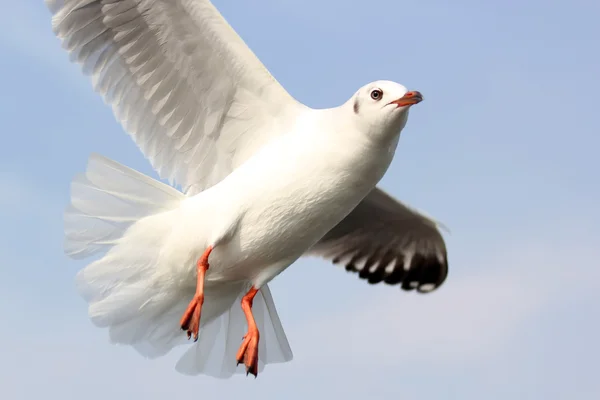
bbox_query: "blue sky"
[1,0,599,398]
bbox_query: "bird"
[47,0,449,378]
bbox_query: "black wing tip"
[344,251,449,294]
[400,252,448,294]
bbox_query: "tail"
[64,153,184,259]
[65,154,293,378]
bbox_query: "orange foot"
[180,293,204,341]
[179,246,212,341]
[236,329,260,377]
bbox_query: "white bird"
[47,0,449,378]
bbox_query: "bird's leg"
[236,286,260,377]
[179,246,213,341]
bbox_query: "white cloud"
[291,239,600,368]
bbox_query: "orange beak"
[389,91,423,107]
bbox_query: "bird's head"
[349,80,423,143]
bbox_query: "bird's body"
[48,0,449,378]
[175,107,401,287]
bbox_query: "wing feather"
[309,188,449,293]
[47,0,304,194]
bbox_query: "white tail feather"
[66,154,293,378]
[64,153,183,259]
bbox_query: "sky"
[1,0,599,399]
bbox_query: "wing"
[47,0,304,194]
[308,187,449,293]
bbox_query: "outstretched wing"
[309,188,449,293]
[47,0,304,194]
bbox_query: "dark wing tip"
[409,252,449,293]
[342,249,448,294]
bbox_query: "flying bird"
[47,0,449,378]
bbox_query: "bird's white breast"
[179,110,399,285]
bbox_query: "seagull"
[47,0,449,378]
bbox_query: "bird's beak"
[389,91,423,107]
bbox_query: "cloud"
[291,238,600,369]
[295,274,539,365]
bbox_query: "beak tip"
[409,91,424,102]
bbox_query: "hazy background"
[1,1,599,399]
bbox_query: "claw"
[179,294,204,341]
[236,329,260,377]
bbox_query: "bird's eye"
[370,89,383,101]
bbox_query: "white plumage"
[49,0,303,195]
[47,0,449,378]
[67,153,294,378]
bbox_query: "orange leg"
[179,246,213,341]
[236,286,260,377]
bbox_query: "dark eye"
[370,89,383,101]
